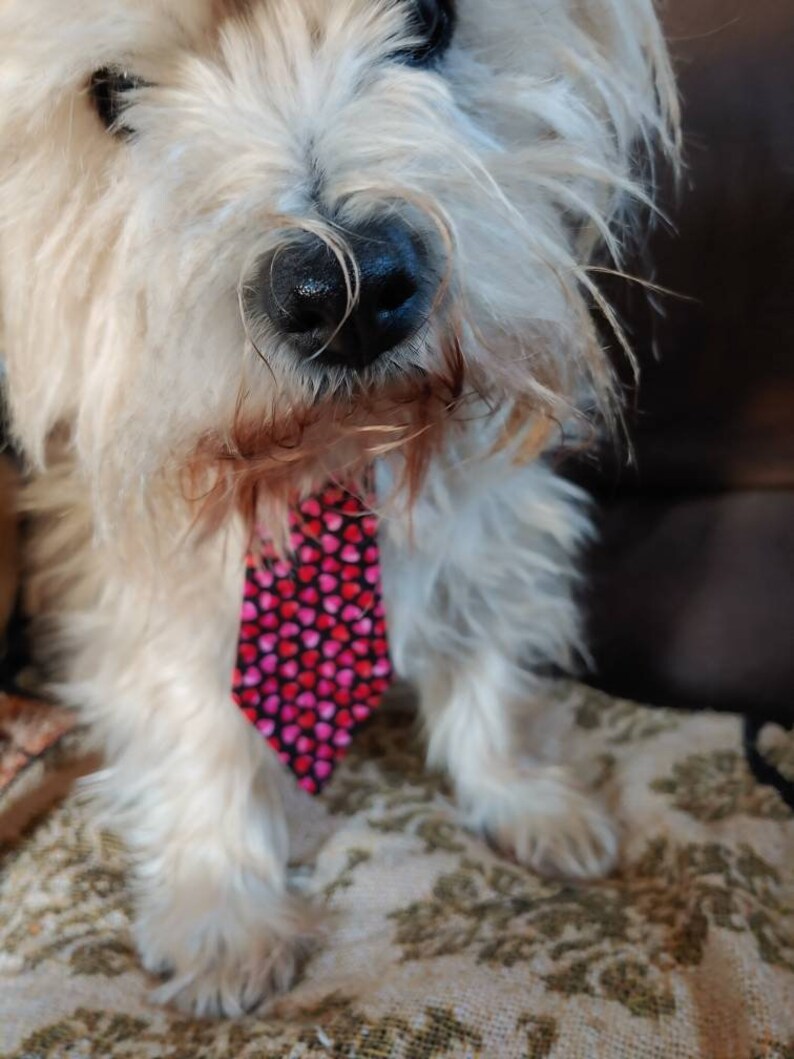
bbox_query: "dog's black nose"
[255,219,429,370]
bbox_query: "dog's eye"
[89,67,145,136]
[397,0,455,67]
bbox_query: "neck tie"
[231,484,392,794]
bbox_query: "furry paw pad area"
[1,684,792,1058]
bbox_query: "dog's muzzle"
[252,218,433,371]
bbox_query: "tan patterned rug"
[1,683,793,1059]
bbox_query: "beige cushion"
[1,684,793,1058]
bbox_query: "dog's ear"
[579,0,680,163]
[563,0,680,429]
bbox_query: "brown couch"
[580,0,794,722]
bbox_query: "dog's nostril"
[283,303,325,335]
[376,271,418,314]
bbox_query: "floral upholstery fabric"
[1,684,793,1059]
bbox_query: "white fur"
[0,0,676,1017]
[380,441,618,878]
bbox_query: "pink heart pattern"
[231,484,392,794]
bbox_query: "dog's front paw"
[462,764,619,880]
[136,892,320,1018]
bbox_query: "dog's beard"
[183,312,581,551]
[186,330,469,543]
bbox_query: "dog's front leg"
[30,484,315,1017]
[381,455,618,879]
[414,648,618,878]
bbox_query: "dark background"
[580,0,794,722]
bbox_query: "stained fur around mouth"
[187,330,469,541]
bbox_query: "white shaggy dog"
[0,0,676,1017]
